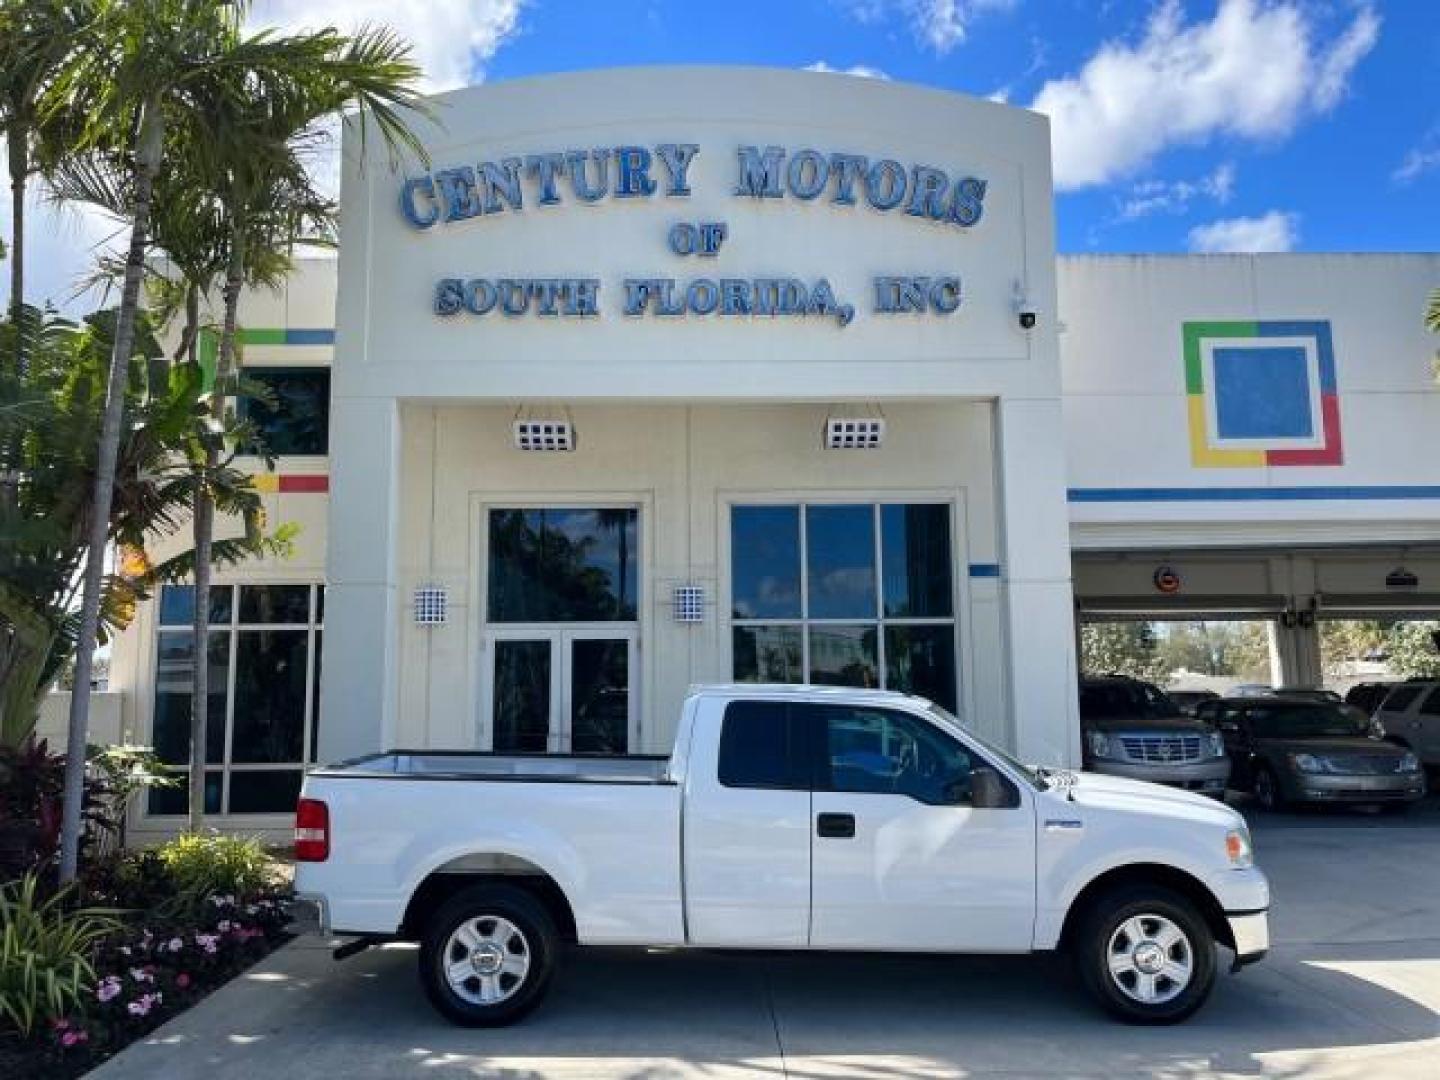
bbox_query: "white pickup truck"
[291,685,1269,1026]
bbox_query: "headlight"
[1206,731,1226,758]
[1290,752,1329,774]
[1225,828,1253,869]
[1398,752,1421,773]
[1086,731,1114,759]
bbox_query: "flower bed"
[1,845,293,1079]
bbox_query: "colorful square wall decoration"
[1182,320,1342,468]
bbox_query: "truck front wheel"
[419,883,559,1026]
[1074,886,1217,1024]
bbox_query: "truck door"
[807,703,1037,952]
[682,698,812,947]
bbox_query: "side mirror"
[970,766,1014,809]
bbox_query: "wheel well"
[399,865,579,944]
[1059,863,1234,952]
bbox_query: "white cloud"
[249,0,525,92]
[1393,125,1440,185]
[804,61,891,80]
[1188,210,1299,253]
[1117,162,1235,220]
[844,0,1014,55]
[2,4,525,315]
[1031,0,1381,190]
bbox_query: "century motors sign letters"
[398,143,988,328]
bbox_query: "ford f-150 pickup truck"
[291,685,1269,1026]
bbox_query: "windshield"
[1079,681,1179,719]
[1249,704,1368,739]
[926,703,1048,790]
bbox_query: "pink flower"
[176,972,192,989]
[61,1030,87,1047]
[51,1017,70,1030]
[129,967,154,984]
[195,933,219,954]
[167,937,184,953]
[97,976,122,1003]
[126,991,163,1017]
[217,920,233,932]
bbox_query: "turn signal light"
[294,798,330,862]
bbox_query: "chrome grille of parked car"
[1119,734,1204,764]
[1330,754,1409,775]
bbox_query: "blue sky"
[472,0,1437,255]
[8,1,1438,312]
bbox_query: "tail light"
[294,798,330,862]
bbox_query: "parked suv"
[1078,676,1230,796]
[1344,681,1398,717]
[1199,696,1425,810]
[1373,680,1440,767]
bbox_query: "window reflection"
[488,509,638,622]
[806,505,876,619]
[730,506,801,619]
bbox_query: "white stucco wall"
[1059,253,1440,550]
[325,67,1078,766]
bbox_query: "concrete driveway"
[93,798,1440,1079]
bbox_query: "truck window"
[718,700,809,790]
[813,705,973,806]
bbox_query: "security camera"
[1012,281,1037,330]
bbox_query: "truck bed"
[313,750,673,784]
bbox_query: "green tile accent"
[1182,320,1257,394]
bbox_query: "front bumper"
[1283,771,1427,804]
[1087,756,1231,794]
[1227,910,1270,967]
[285,893,330,937]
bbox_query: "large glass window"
[238,368,330,456]
[730,502,958,711]
[149,583,323,815]
[488,508,638,623]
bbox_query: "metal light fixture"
[824,407,886,450]
[413,586,448,626]
[512,406,576,451]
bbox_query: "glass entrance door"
[483,505,641,754]
[487,628,637,754]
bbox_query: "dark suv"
[1198,696,1425,811]
[1078,676,1230,796]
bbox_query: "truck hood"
[1060,770,1243,829]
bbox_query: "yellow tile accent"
[250,473,280,493]
[1188,396,1265,468]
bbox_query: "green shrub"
[157,833,272,908]
[0,874,119,1036]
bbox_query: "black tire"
[1073,885,1217,1024]
[1252,764,1285,811]
[418,883,559,1027]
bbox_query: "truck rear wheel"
[419,883,559,1026]
[1074,886,1216,1024]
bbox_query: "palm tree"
[1427,287,1439,335]
[47,0,425,881]
[173,24,424,829]
[0,303,283,748]
[0,0,92,357]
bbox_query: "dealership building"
[97,69,1439,834]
